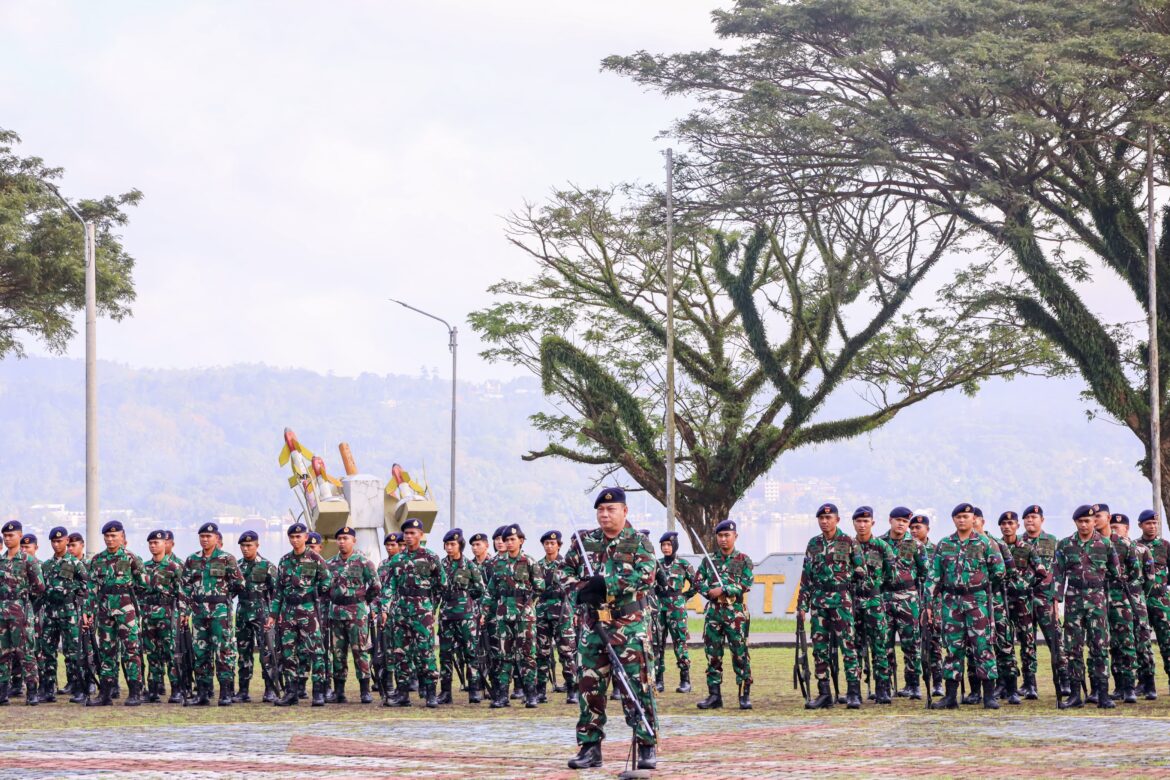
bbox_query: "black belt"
[941,585,986,596]
[237,595,259,603]
[283,594,317,605]
[191,595,229,605]
[539,593,563,602]
[1065,579,1103,589]
[100,585,134,596]
[589,596,649,621]
[855,587,876,598]
[883,582,916,593]
[141,596,176,607]
[398,587,433,598]
[656,588,680,599]
[818,584,853,594]
[330,595,360,606]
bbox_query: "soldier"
[910,514,944,697]
[1110,513,1157,700]
[1089,503,1137,703]
[483,524,539,709]
[480,525,507,697]
[928,503,1005,710]
[847,507,894,705]
[693,519,754,711]
[326,526,380,705]
[563,488,658,772]
[534,530,576,704]
[470,532,490,567]
[183,521,244,706]
[303,530,330,702]
[0,520,44,705]
[11,533,39,700]
[140,529,185,704]
[879,507,929,699]
[997,510,1052,704]
[38,527,87,703]
[970,508,1014,706]
[270,522,331,706]
[84,520,144,707]
[1138,510,1170,698]
[438,527,485,704]
[235,530,277,703]
[655,531,697,694]
[386,518,444,708]
[1053,505,1122,709]
[799,504,865,710]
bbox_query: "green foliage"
[0,129,141,358]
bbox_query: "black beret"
[852,506,873,520]
[1091,503,1110,514]
[951,503,974,518]
[1022,504,1044,517]
[67,532,84,542]
[815,503,838,517]
[443,528,464,543]
[165,530,175,541]
[101,520,123,534]
[997,511,1018,525]
[335,526,356,539]
[1111,513,1130,526]
[287,522,308,536]
[594,487,626,508]
[197,522,219,535]
[389,532,403,543]
[1,520,22,534]
[238,530,259,544]
[639,528,651,536]
[1139,510,1159,524]
[146,530,167,542]
[400,518,423,532]
[49,526,68,541]
[659,531,678,544]
[469,533,488,544]
[972,506,984,518]
[306,532,323,544]
[888,506,912,520]
[1072,504,1093,520]
[503,524,523,539]
[909,514,930,527]
[715,519,737,533]
[491,526,506,539]
[383,532,395,544]
[20,534,36,545]
[540,530,562,543]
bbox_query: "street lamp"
[43,182,100,550]
[389,299,457,531]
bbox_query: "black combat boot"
[845,679,861,709]
[1123,682,1138,704]
[1085,677,1099,704]
[930,679,959,710]
[24,683,39,706]
[111,683,120,700]
[71,686,89,704]
[40,680,57,704]
[1097,677,1116,709]
[1003,674,1021,705]
[1109,669,1122,700]
[739,682,752,710]
[696,684,722,710]
[636,743,657,770]
[437,679,452,705]
[1059,677,1083,709]
[932,672,944,698]
[676,668,691,693]
[565,681,578,704]
[424,683,439,709]
[87,680,113,707]
[523,685,538,709]
[144,680,159,704]
[1059,668,1072,697]
[262,683,276,704]
[1022,672,1038,700]
[333,679,347,704]
[962,677,981,705]
[511,680,525,700]
[297,679,307,700]
[325,685,337,704]
[874,680,891,705]
[217,681,233,706]
[394,682,414,708]
[409,675,419,693]
[806,679,833,709]
[905,676,922,701]
[120,681,140,707]
[311,682,326,707]
[468,682,482,704]
[274,681,299,707]
[553,680,566,693]
[234,678,250,703]
[567,742,602,770]
[983,680,1000,709]
[359,678,372,704]
[489,682,509,709]
[11,679,23,697]
[59,679,72,696]
[167,685,184,705]
[0,683,8,706]
[655,670,665,693]
[1144,671,1158,700]
[537,683,548,704]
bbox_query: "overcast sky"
[3,1,719,381]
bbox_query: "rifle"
[253,595,282,698]
[1045,601,1063,708]
[368,611,385,692]
[793,610,811,702]
[76,600,100,694]
[176,618,195,697]
[919,600,934,708]
[857,606,872,700]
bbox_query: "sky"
[2,0,720,380]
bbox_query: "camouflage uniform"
[484,550,538,701]
[141,554,186,701]
[799,527,866,705]
[0,548,44,701]
[1022,530,1065,694]
[387,544,444,701]
[1125,536,1157,696]
[981,533,1017,698]
[697,547,754,698]
[563,525,658,749]
[1106,532,1139,696]
[1053,530,1122,706]
[38,552,88,698]
[235,554,277,699]
[183,548,244,697]
[87,547,146,694]
[854,535,894,699]
[271,547,332,702]
[654,555,697,686]
[879,530,930,696]
[920,537,945,690]
[439,555,485,700]
[1001,534,1052,699]
[1140,532,1170,679]
[326,549,380,696]
[375,554,399,694]
[533,554,576,696]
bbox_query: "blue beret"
[307,532,323,544]
[383,532,396,544]
[951,503,974,518]
[335,526,356,539]
[238,530,259,543]
[659,531,678,544]
[972,506,984,518]
[400,518,423,532]
[491,526,506,539]
[910,514,930,526]
[20,534,36,545]
[147,529,167,542]
[1072,504,1093,520]
[389,532,403,543]
[888,506,912,520]
[715,519,736,533]
[443,528,464,543]
[1139,510,1159,524]
[540,530,562,543]
[1,520,21,534]
[1091,503,1110,514]
[198,522,219,535]
[165,530,175,541]
[503,524,523,539]
[287,522,308,536]
[639,528,651,536]
[997,511,1018,524]
[1111,513,1130,526]
[1022,504,1044,517]
[852,506,873,520]
[101,520,123,534]
[469,532,487,543]
[49,526,68,541]
[594,487,626,508]
[815,503,838,517]
[67,532,84,542]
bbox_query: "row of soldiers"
[798,502,1170,711]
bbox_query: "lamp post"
[43,182,99,548]
[389,299,457,531]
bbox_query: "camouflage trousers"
[94,602,142,685]
[576,615,657,746]
[234,610,264,685]
[331,614,372,681]
[654,598,691,677]
[439,615,481,688]
[393,604,439,685]
[191,604,236,686]
[1145,590,1170,676]
[535,602,576,688]
[883,591,920,684]
[808,592,860,684]
[1129,591,1156,682]
[0,601,37,688]
[1106,587,1137,688]
[703,602,752,688]
[278,606,327,687]
[142,614,179,691]
[938,592,996,682]
[989,592,1016,682]
[854,595,890,686]
[1023,590,1064,680]
[39,604,80,690]
[494,615,537,690]
[1063,591,1111,688]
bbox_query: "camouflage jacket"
[141,555,186,621]
[798,529,866,610]
[1001,536,1047,597]
[1108,534,1144,600]
[985,533,1014,594]
[0,549,45,607]
[440,555,485,620]
[696,548,753,612]
[237,555,277,622]
[563,525,656,631]
[534,554,572,614]
[878,531,932,596]
[929,532,1005,606]
[855,536,896,598]
[327,550,380,622]
[484,552,538,622]
[376,556,398,617]
[86,547,145,616]
[183,548,244,614]
[1023,531,1059,598]
[270,548,331,618]
[656,555,698,607]
[1140,535,1170,597]
[1128,539,1156,596]
[387,546,445,615]
[40,553,88,612]
[1053,531,1123,600]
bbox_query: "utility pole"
[665,148,677,532]
[1148,127,1163,525]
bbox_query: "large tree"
[605,0,1170,510]
[470,185,1053,536]
[0,129,140,358]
